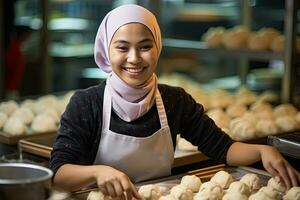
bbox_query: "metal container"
[0,163,53,200]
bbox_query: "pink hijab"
[94,4,162,122]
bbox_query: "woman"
[50,4,300,199]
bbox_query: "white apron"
[94,86,174,182]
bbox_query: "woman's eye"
[116,46,128,52]
[140,45,152,51]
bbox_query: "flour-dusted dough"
[11,107,35,125]
[222,192,248,200]
[239,173,262,192]
[257,91,278,103]
[3,117,26,135]
[273,104,298,117]
[256,118,279,137]
[139,184,162,200]
[235,87,257,106]
[20,99,36,113]
[0,100,19,116]
[283,187,300,200]
[159,194,177,200]
[180,175,202,192]
[249,186,281,200]
[170,185,193,200]
[250,102,273,113]
[0,112,8,129]
[31,114,57,133]
[194,191,219,200]
[210,171,233,189]
[87,190,111,200]
[177,138,197,151]
[42,108,60,124]
[226,181,250,196]
[226,103,247,118]
[198,181,223,199]
[207,109,231,129]
[275,115,299,132]
[228,118,256,141]
[267,177,286,193]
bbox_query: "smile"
[123,67,144,73]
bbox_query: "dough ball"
[250,102,273,113]
[226,103,247,118]
[170,185,193,200]
[20,99,36,113]
[275,115,299,132]
[202,27,225,48]
[11,107,35,125]
[247,32,269,51]
[139,184,162,200]
[194,191,219,200]
[255,110,274,120]
[31,114,57,133]
[0,112,8,129]
[257,91,278,103]
[198,182,223,199]
[0,100,19,116]
[159,194,177,200]
[267,177,286,193]
[3,117,26,135]
[209,89,234,109]
[249,186,281,200]
[241,111,257,126]
[180,175,202,192]
[222,192,248,200]
[240,173,262,192]
[235,87,257,105]
[207,109,231,129]
[222,26,250,49]
[227,181,250,196]
[256,118,279,137]
[210,170,233,189]
[273,104,298,117]
[177,138,197,151]
[228,118,256,141]
[87,190,111,200]
[296,112,300,124]
[42,108,60,124]
[270,35,284,52]
[283,187,300,200]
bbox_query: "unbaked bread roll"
[139,184,162,200]
[210,171,233,189]
[20,99,36,113]
[209,89,234,109]
[247,32,269,51]
[256,118,279,137]
[170,185,193,200]
[235,87,257,105]
[226,103,247,118]
[207,109,231,129]
[222,26,250,49]
[159,194,177,200]
[226,181,250,196]
[255,110,274,120]
[249,186,281,200]
[202,27,226,48]
[0,112,8,129]
[42,108,60,124]
[275,115,299,132]
[194,191,219,200]
[177,138,197,151]
[270,35,284,52]
[283,186,300,200]
[31,114,57,133]
[241,111,257,126]
[11,107,35,125]
[228,118,256,141]
[250,102,273,113]
[198,182,223,199]
[267,177,286,193]
[0,100,19,116]
[222,192,248,200]
[87,190,111,200]
[239,173,262,192]
[3,117,26,135]
[257,91,278,103]
[273,104,298,117]
[180,175,202,192]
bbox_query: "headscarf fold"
[94,4,162,122]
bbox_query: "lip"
[122,67,146,77]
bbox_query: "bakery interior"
[0,0,300,199]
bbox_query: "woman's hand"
[260,145,300,188]
[94,166,141,200]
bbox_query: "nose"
[127,49,142,64]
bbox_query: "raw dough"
[249,186,281,200]
[222,192,248,200]
[267,177,286,193]
[170,185,193,200]
[194,191,219,200]
[273,104,298,117]
[180,175,202,192]
[275,115,299,132]
[11,107,35,125]
[226,181,250,196]
[159,194,177,200]
[31,114,57,133]
[226,103,247,118]
[283,187,300,200]
[3,117,26,135]
[256,119,279,137]
[139,184,162,200]
[0,112,8,129]
[198,181,223,199]
[0,100,19,116]
[239,173,262,192]
[87,190,111,200]
[210,171,233,189]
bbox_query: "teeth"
[125,68,143,73]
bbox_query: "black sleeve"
[50,90,101,175]
[178,88,234,163]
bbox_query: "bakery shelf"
[162,38,284,61]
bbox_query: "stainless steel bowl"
[0,163,53,200]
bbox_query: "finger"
[112,179,126,197]
[129,181,141,199]
[285,162,299,187]
[273,161,291,189]
[126,190,133,200]
[106,182,117,198]
[98,184,109,196]
[265,163,279,178]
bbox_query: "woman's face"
[109,23,159,87]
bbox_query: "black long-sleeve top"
[50,81,234,175]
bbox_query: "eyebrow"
[113,38,153,44]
